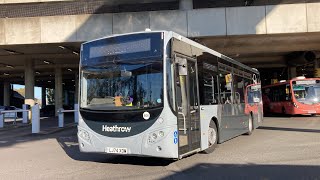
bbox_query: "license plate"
[106,147,128,154]
[308,111,316,114]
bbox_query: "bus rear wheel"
[203,121,218,154]
[245,115,253,135]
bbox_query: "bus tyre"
[203,121,218,154]
[282,107,286,115]
[245,115,253,135]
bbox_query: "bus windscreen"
[80,32,164,111]
[293,80,320,104]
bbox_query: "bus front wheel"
[203,121,218,154]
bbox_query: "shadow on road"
[161,163,320,180]
[264,113,318,118]
[259,126,320,133]
[56,136,173,166]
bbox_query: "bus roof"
[170,31,259,74]
[262,81,289,88]
[262,77,320,88]
[82,30,259,74]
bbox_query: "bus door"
[174,56,201,156]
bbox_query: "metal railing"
[57,104,79,128]
[0,104,30,128]
[0,104,79,134]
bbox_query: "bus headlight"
[152,133,158,140]
[293,102,299,108]
[79,129,90,141]
[158,131,164,137]
[157,117,164,124]
[146,128,171,145]
[148,130,166,144]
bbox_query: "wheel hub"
[208,127,216,146]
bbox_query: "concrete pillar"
[179,0,193,10]
[315,59,320,77]
[315,59,320,68]
[41,87,46,108]
[0,83,3,106]
[289,67,297,79]
[75,73,79,104]
[55,67,63,116]
[25,60,35,107]
[3,82,10,106]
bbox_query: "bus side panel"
[257,105,264,127]
[140,105,179,159]
[141,125,178,158]
[199,105,219,150]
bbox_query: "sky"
[13,84,42,100]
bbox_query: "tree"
[46,88,55,105]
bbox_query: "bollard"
[0,113,3,128]
[22,104,29,124]
[74,104,79,124]
[32,104,40,134]
[58,108,64,128]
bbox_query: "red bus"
[245,83,263,113]
[262,77,320,115]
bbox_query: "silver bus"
[78,31,263,159]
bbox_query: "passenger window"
[286,84,291,101]
[202,73,218,105]
[219,71,232,104]
[199,61,218,105]
[233,75,245,104]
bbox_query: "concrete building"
[0,0,320,114]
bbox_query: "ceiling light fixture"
[72,51,79,55]
[4,73,9,76]
[67,68,72,72]
[6,65,14,68]
[43,60,50,64]
[60,46,80,56]
[35,71,40,75]
[3,49,22,55]
[58,46,66,49]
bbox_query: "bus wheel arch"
[203,117,218,154]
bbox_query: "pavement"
[0,115,320,180]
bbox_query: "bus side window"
[233,75,245,104]
[199,61,218,105]
[286,85,291,101]
[219,71,232,104]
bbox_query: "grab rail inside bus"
[178,112,186,134]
